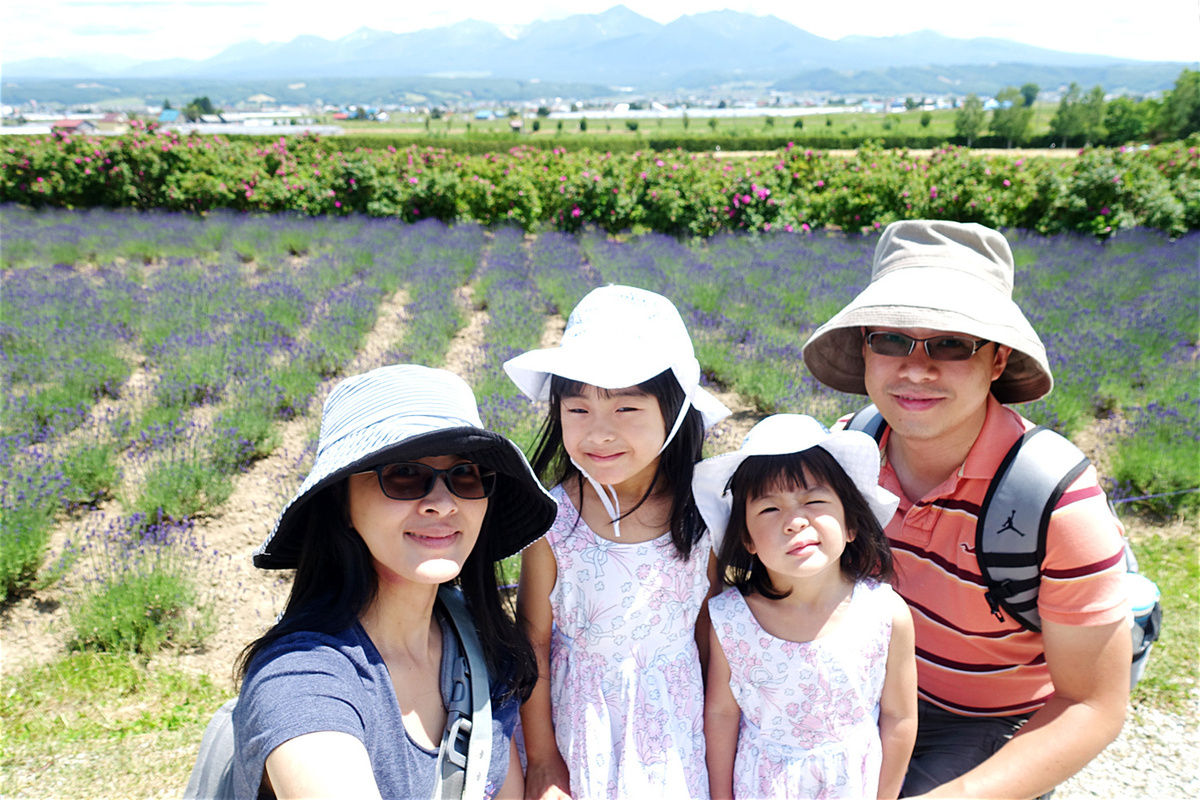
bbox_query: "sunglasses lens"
[376,463,496,500]
[446,464,495,499]
[867,331,915,357]
[378,463,435,499]
[927,336,977,361]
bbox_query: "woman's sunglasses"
[866,331,991,362]
[362,462,497,501]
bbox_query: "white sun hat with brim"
[254,364,556,570]
[693,414,899,555]
[801,219,1053,404]
[503,284,731,536]
[504,284,731,430]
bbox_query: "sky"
[3,0,1198,66]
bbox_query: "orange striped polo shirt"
[876,396,1127,716]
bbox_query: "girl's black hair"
[235,482,538,705]
[528,369,706,559]
[718,446,894,599]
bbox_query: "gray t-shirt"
[232,614,518,799]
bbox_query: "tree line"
[955,68,1199,148]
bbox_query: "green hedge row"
[3,126,1197,237]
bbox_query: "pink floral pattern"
[546,485,711,799]
[710,581,894,799]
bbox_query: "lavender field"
[0,206,1197,796]
[3,205,1196,599]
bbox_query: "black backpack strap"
[845,403,887,443]
[183,697,238,800]
[976,426,1090,633]
[433,585,492,800]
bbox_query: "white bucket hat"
[802,220,1053,404]
[504,284,731,535]
[693,414,899,555]
[254,364,556,570]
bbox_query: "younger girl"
[694,414,917,800]
[504,285,731,800]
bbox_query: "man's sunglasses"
[866,331,991,362]
[362,462,497,501]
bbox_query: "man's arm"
[918,617,1130,799]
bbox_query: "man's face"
[862,327,1011,448]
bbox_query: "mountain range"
[3,5,1190,102]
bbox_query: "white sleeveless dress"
[709,580,894,799]
[546,484,711,799]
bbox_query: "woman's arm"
[494,738,526,800]
[264,731,383,800]
[704,616,741,800]
[516,537,571,800]
[876,593,918,800]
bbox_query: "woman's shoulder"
[243,625,376,690]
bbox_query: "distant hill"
[2,5,1190,104]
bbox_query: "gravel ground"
[1057,700,1199,799]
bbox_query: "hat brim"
[504,348,731,430]
[254,426,555,570]
[801,265,1053,404]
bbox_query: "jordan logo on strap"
[996,509,1025,537]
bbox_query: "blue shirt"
[233,614,518,799]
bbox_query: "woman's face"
[347,454,489,587]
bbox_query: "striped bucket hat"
[254,364,556,570]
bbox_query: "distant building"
[158,108,182,124]
[52,119,98,133]
[95,113,129,134]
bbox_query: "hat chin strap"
[572,393,694,539]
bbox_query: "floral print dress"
[546,484,711,800]
[709,581,894,800]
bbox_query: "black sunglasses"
[866,331,992,362]
[363,462,497,501]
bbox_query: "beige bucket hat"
[801,220,1053,404]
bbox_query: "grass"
[1127,524,1199,714]
[334,103,1065,144]
[0,652,234,799]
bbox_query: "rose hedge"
[3,124,1197,237]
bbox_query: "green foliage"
[955,94,986,146]
[66,520,214,654]
[1159,68,1200,140]
[990,87,1034,147]
[2,131,1198,238]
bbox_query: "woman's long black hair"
[235,482,539,704]
[718,446,895,599]
[527,369,707,559]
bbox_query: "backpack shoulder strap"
[975,426,1090,633]
[433,585,492,800]
[845,403,887,443]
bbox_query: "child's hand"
[523,752,572,800]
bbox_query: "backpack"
[182,585,492,800]
[846,404,1162,688]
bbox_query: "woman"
[231,364,555,799]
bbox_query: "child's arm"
[516,537,572,800]
[876,592,918,800]
[695,551,721,684]
[704,614,740,800]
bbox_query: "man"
[802,220,1130,799]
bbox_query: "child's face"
[744,469,852,584]
[560,383,667,489]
